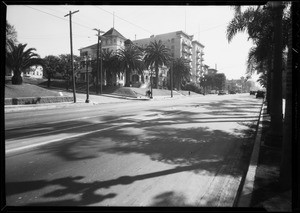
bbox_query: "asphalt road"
[5,93,263,206]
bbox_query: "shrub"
[182,82,202,94]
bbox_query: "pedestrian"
[188,91,190,95]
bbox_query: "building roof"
[175,31,194,40]
[102,28,126,40]
[79,28,126,50]
[78,43,97,51]
[192,40,205,48]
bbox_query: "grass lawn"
[5,83,61,98]
[5,76,200,99]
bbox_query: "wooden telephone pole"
[64,10,79,103]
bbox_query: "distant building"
[24,65,44,79]
[78,29,206,88]
[6,65,43,79]
[207,68,218,76]
[133,31,205,87]
[78,28,127,85]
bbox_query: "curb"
[235,100,265,207]
[5,96,74,105]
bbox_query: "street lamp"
[170,63,173,98]
[93,29,105,95]
[150,67,153,99]
[201,76,207,96]
[85,55,91,103]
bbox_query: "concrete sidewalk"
[236,101,292,211]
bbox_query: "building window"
[114,39,116,43]
[171,38,174,43]
[171,53,174,57]
[171,45,174,49]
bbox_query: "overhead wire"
[94,6,153,35]
[24,5,93,30]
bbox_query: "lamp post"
[150,67,153,99]
[93,29,105,94]
[85,55,91,103]
[201,76,206,96]
[170,63,173,98]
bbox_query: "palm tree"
[171,57,191,90]
[256,72,267,88]
[117,44,144,87]
[226,3,291,146]
[279,22,292,191]
[6,21,18,52]
[144,40,171,88]
[6,41,43,85]
[101,49,121,86]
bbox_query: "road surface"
[5,93,263,206]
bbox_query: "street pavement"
[5,93,264,207]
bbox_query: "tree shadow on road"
[6,98,262,206]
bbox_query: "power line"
[199,23,227,32]
[94,6,153,34]
[24,5,92,30]
[25,5,67,22]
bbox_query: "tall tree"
[171,57,191,90]
[117,45,144,87]
[144,40,171,88]
[226,3,291,146]
[6,21,18,52]
[43,55,60,87]
[6,41,43,85]
[214,73,226,90]
[279,22,292,190]
[101,49,121,86]
[58,54,81,77]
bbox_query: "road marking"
[6,116,126,141]
[6,125,119,154]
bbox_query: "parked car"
[250,90,256,95]
[256,90,265,98]
[218,90,226,95]
[229,90,236,94]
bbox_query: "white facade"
[23,65,44,79]
[133,31,205,84]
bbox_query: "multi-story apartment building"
[133,31,205,87]
[192,40,204,83]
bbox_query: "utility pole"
[85,55,90,103]
[100,36,103,94]
[65,10,79,103]
[93,29,104,95]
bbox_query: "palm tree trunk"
[279,26,292,191]
[11,69,23,85]
[125,67,131,87]
[155,64,159,89]
[266,56,272,114]
[265,2,283,147]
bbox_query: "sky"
[6,4,261,81]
